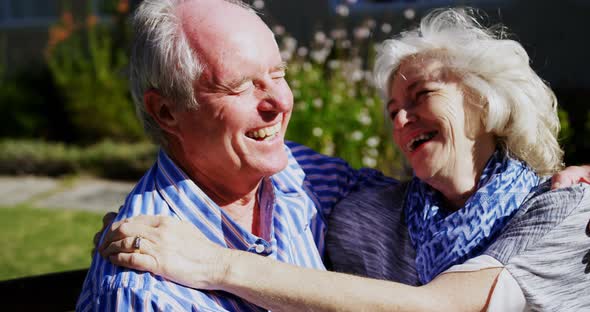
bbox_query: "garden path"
[0,176,134,213]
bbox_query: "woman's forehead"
[395,56,447,82]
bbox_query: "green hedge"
[0,140,157,180]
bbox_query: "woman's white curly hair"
[374,8,563,176]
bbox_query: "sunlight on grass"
[0,205,103,280]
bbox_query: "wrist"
[214,249,245,292]
[206,247,237,289]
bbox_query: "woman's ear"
[144,90,182,139]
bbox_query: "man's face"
[172,2,293,189]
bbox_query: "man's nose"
[256,81,292,113]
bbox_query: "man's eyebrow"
[225,76,250,90]
[273,62,288,72]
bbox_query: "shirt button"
[255,244,265,254]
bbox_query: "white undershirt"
[442,255,526,312]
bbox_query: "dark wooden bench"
[0,268,88,311]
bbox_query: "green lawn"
[0,205,103,280]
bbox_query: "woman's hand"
[551,165,590,189]
[98,215,229,290]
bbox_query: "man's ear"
[144,90,182,138]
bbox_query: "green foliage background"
[0,1,585,179]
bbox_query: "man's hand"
[551,165,590,237]
[551,165,590,189]
[91,211,118,256]
[98,215,228,290]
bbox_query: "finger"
[100,222,159,252]
[101,236,156,258]
[108,252,158,273]
[102,211,118,228]
[550,173,568,189]
[93,231,102,247]
[551,172,574,189]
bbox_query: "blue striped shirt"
[77,141,396,311]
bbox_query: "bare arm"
[100,215,500,312]
[219,248,501,312]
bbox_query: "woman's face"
[387,56,493,183]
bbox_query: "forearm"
[217,250,496,312]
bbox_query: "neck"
[427,141,496,210]
[168,146,263,234]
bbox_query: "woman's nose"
[393,109,413,130]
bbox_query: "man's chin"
[254,153,289,177]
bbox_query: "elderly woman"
[99,9,590,311]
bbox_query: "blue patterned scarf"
[405,150,541,284]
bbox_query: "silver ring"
[133,236,142,251]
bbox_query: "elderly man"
[77,0,391,310]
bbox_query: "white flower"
[367,148,379,157]
[272,25,285,36]
[351,69,364,82]
[303,62,312,71]
[314,31,327,44]
[280,50,292,62]
[404,8,416,20]
[366,136,380,148]
[282,37,297,52]
[330,28,347,40]
[328,60,340,70]
[322,142,335,156]
[310,49,328,64]
[335,4,349,17]
[362,156,377,168]
[297,46,309,57]
[312,127,323,137]
[253,0,264,10]
[358,113,372,126]
[351,130,363,141]
[381,23,392,33]
[354,27,371,40]
[312,98,323,108]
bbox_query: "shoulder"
[326,182,419,284]
[484,183,590,310]
[485,181,589,263]
[334,181,408,216]
[328,182,408,243]
[78,255,220,311]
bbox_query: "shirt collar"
[153,149,283,251]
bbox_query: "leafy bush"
[81,140,157,180]
[0,139,157,180]
[46,4,143,143]
[0,140,80,176]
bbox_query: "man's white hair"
[374,8,563,176]
[129,0,252,147]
